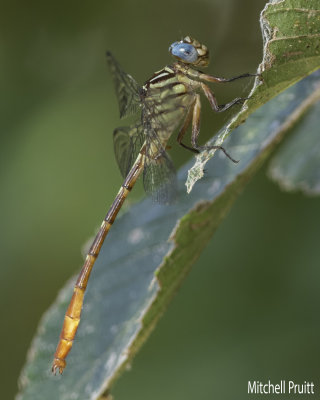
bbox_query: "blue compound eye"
[169,42,198,63]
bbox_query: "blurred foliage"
[269,99,320,194]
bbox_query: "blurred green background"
[2,0,320,399]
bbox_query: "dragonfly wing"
[143,120,177,204]
[106,51,141,119]
[113,124,144,177]
[143,151,177,204]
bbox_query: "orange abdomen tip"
[52,358,66,374]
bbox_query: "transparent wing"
[142,116,177,204]
[113,124,144,178]
[143,151,177,204]
[106,51,141,119]
[114,122,176,204]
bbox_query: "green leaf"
[268,92,320,194]
[16,73,320,400]
[186,0,320,192]
[17,2,320,399]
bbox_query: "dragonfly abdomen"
[52,153,145,374]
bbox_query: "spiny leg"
[191,94,201,149]
[176,102,199,154]
[199,72,258,84]
[191,94,238,163]
[201,82,248,113]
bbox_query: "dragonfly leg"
[191,94,239,164]
[199,72,258,83]
[201,82,248,113]
[190,94,201,149]
[176,102,199,154]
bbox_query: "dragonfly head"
[169,36,209,67]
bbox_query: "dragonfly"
[52,35,255,374]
